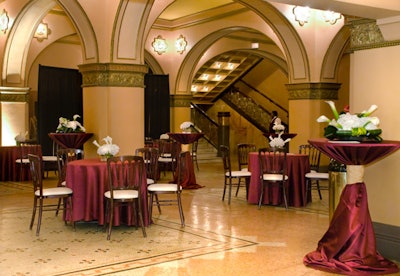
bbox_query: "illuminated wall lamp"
[175,34,187,54]
[293,6,310,26]
[34,21,50,41]
[152,35,167,55]
[323,10,342,25]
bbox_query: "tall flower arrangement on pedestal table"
[317,101,382,142]
[56,114,86,133]
[180,121,193,133]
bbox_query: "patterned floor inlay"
[0,209,256,276]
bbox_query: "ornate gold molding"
[78,63,148,87]
[286,83,341,100]
[171,94,192,107]
[348,19,400,51]
[0,86,30,102]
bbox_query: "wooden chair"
[104,156,147,240]
[220,145,251,204]
[15,143,42,181]
[42,141,59,178]
[299,144,329,202]
[147,151,188,227]
[236,143,256,196]
[55,148,84,215]
[28,154,74,236]
[135,147,159,184]
[158,139,180,176]
[258,147,289,209]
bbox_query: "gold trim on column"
[0,86,30,102]
[349,19,400,51]
[286,83,341,100]
[78,63,148,87]
[171,94,192,107]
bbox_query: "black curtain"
[37,65,83,155]
[144,74,170,139]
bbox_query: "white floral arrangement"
[180,121,193,131]
[269,133,291,148]
[56,114,86,133]
[93,136,119,158]
[272,123,285,133]
[317,101,382,141]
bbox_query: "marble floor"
[0,157,397,276]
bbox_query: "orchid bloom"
[316,115,330,123]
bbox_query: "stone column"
[79,63,148,157]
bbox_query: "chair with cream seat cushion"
[147,151,188,227]
[104,155,147,240]
[258,147,289,209]
[28,154,74,236]
[135,147,159,185]
[236,143,256,197]
[299,144,329,202]
[220,145,252,204]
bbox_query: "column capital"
[78,63,148,87]
[171,94,192,107]
[286,82,341,100]
[0,86,30,102]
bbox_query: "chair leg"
[235,178,241,196]
[148,193,154,222]
[55,198,62,216]
[228,177,232,205]
[258,182,264,209]
[222,178,227,201]
[282,182,288,210]
[155,194,161,214]
[30,197,37,230]
[137,200,147,237]
[316,181,323,200]
[67,196,75,230]
[36,198,43,236]
[107,200,114,240]
[177,193,185,227]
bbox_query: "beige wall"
[350,45,400,226]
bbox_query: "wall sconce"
[323,10,342,25]
[0,9,9,34]
[34,21,50,42]
[293,6,310,26]
[152,35,167,55]
[175,34,187,54]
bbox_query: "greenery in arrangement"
[317,101,382,142]
[56,114,86,133]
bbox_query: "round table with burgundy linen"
[304,138,400,275]
[48,132,93,149]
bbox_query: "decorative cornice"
[0,86,30,102]
[78,63,148,87]
[348,19,400,51]
[286,83,341,100]
[171,94,192,107]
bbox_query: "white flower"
[272,124,285,131]
[180,121,193,130]
[317,115,330,123]
[269,133,291,148]
[93,136,119,156]
[56,114,85,133]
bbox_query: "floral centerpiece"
[272,122,285,134]
[269,133,291,149]
[317,101,382,142]
[56,114,86,133]
[180,121,193,133]
[93,136,120,160]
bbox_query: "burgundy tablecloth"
[0,145,42,181]
[247,152,310,207]
[304,138,400,275]
[168,133,204,189]
[65,158,150,226]
[48,133,93,149]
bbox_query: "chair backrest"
[220,145,232,176]
[175,151,190,186]
[107,156,145,197]
[28,154,43,196]
[237,143,256,170]
[56,148,84,184]
[135,147,159,181]
[258,147,287,175]
[19,144,42,160]
[159,139,181,160]
[299,144,321,171]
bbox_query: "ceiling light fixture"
[175,34,187,54]
[293,6,310,26]
[323,10,342,25]
[0,9,9,34]
[152,35,167,55]
[34,21,50,41]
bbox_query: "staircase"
[196,138,219,164]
